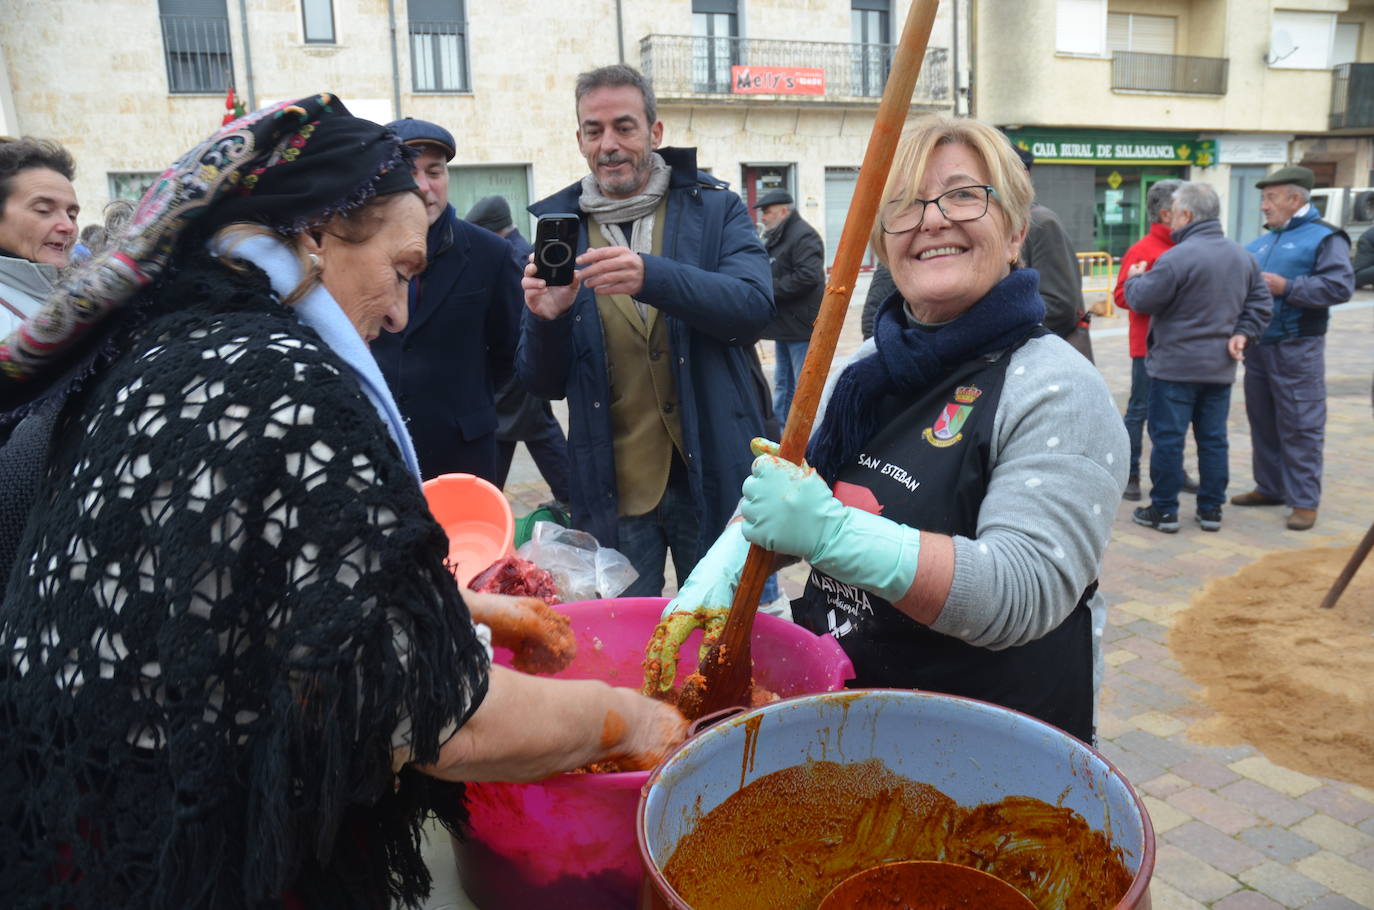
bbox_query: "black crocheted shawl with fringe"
[0,255,490,909]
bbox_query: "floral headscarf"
[0,92,415,410]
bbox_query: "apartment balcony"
[1111,51,1228,95]
[1330,63,1374,130]
[159,14,233,94]
[639,34,950,107]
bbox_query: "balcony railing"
[1111,51,1228,95]
[159,15,233,94]
[640,34,949,105]
[410,19,469,93]
[1331,63,1374,129]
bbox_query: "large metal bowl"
[637,689,1155,909]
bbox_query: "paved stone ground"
[427,286,1374,909]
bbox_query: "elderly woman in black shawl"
[0,94,683,909]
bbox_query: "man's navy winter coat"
[518,147,775,552]
[372,204,523,482]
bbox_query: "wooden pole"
[691,0,943,719]
[1318,521,1374,610]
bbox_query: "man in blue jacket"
[1235,166,1354,531]
[372,118,524,484]
[1124,182,1272,534]
[518,64,774,596]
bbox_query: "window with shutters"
[410,0,468,92]
[1056,0,1107,57]
[1107,13,1176,55]
[1269,10,1336,70]
[158,0,233,94]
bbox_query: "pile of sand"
[1171,545,1374,789]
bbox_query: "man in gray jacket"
[1123,182,1272,533]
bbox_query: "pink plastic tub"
[453,597,854,910]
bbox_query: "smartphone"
[533,214,581,286]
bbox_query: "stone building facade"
[975,0,1374,254]
[0,0,964,266]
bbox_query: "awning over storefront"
[1004,128,1216,167]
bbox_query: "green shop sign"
[1005,129,1216,167]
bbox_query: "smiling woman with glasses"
[665,114,1130,745]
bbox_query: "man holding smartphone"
[518,64,774,598]
[371,118,524,483]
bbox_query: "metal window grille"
[159,15,233,94]
[640,35,948,104]
[1110,51,1228,95]
[1331,63,1374,129]
[410,20,469,92]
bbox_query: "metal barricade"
[1077,251,1117,317]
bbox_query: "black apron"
[793,331,1097,742]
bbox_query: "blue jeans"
[1123,356,1150,479]
[773,339,810,429]
[617,459,780,603]
[1147,378,1231,515]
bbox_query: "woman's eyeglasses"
[880,185,999,234]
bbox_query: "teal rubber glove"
[739,440,921,604]
[642,521,749,694]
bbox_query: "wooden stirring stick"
[688,0,944,721]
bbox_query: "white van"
[1308,187,1374,245]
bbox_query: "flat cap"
[465,195,513,232]
[753,189,793,208]
[1255,165,1315,190]
[385,117,456,161]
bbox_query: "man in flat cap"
[371,118,524,484]
[753,188,824,427]
[1236,165,1354,530]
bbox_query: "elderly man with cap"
[753,188,824,428]
[1236,165,1354,531]
[464,195,573,509]
[371,118,524,483]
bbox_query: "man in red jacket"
[1113,179,1196,501]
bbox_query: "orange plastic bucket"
[422,472,514,587]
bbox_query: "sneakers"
[1231,490,1283,507]
[1196,507,1223,532]
[1287,508,1318,531]
[1122,475,1142,501]
[1132,506,1179,534]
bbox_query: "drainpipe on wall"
[966,0,977,117]
[950,0,960,115]
[387,0,403,118]
[237,0,257,108]
[615,0,626,64]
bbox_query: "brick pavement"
[434,286,1374,909]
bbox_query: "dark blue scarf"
[808,267,1047,484]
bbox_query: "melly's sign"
[1005,129,1216,167]
[731,66,826,96]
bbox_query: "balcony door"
[693,0,738,94]
[851,0,891,98]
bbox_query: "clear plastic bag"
[516,521,639,601]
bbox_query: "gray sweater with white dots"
[817,333,1128,656]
